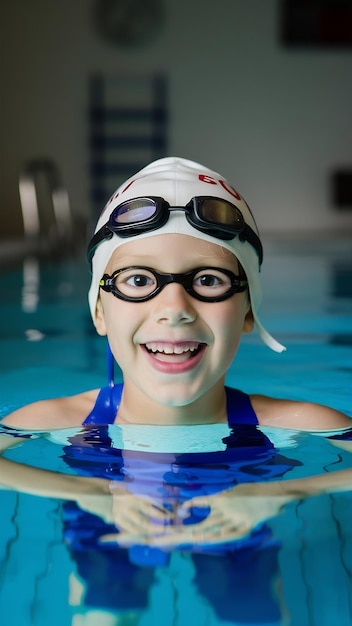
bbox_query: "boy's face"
[95,234,253,418]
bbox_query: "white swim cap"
[88,157,285,352]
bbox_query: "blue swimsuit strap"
[225,387,258,426]
[83,383,123,425]
[83,383,258,426]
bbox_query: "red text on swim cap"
[198,174,241,201]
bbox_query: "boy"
[2,156,351,430]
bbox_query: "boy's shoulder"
[250,394,351,431]
[1,389,100,431]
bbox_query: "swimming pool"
[0,238,352,626]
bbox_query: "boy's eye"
[192,270,232,296]
[194,274,223,287]
[114,268,157,296]
[126,274,153,287]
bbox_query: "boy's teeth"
[145,342,199,354]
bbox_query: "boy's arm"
[120,467,352,547]
[328,439,352,453]
[0,433,112,498]
[0,433,120,523]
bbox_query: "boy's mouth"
[143,341,205,362]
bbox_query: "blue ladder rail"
[89,73,168,217]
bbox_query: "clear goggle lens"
[113,199,157,224]
[99,266,248,303]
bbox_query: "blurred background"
[0,0,351,253]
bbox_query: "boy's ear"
[94,298,107,336]
[242,307,254,334]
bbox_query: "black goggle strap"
[239,225,263,266]
[87,225,114,266]
[235,279,248,291]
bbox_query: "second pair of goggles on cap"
[87,195,263,267]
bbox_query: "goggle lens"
[197,198,243,229]
[112,199,158,225]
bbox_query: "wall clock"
[94,0,164,47]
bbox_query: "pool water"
[0,239,352,626]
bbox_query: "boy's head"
[88,156,285,352]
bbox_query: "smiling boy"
[2,156,351,430]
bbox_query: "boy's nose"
[152,283,197,325]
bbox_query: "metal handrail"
[19,159,72,242]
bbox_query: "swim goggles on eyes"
[87,196,263,266]
[99,266,248,303]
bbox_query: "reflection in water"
[1,424,352,625]
[21,256,40,313]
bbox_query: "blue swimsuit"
[65,383,298,517]
[83,383,259,426]
[63,383,296,621]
